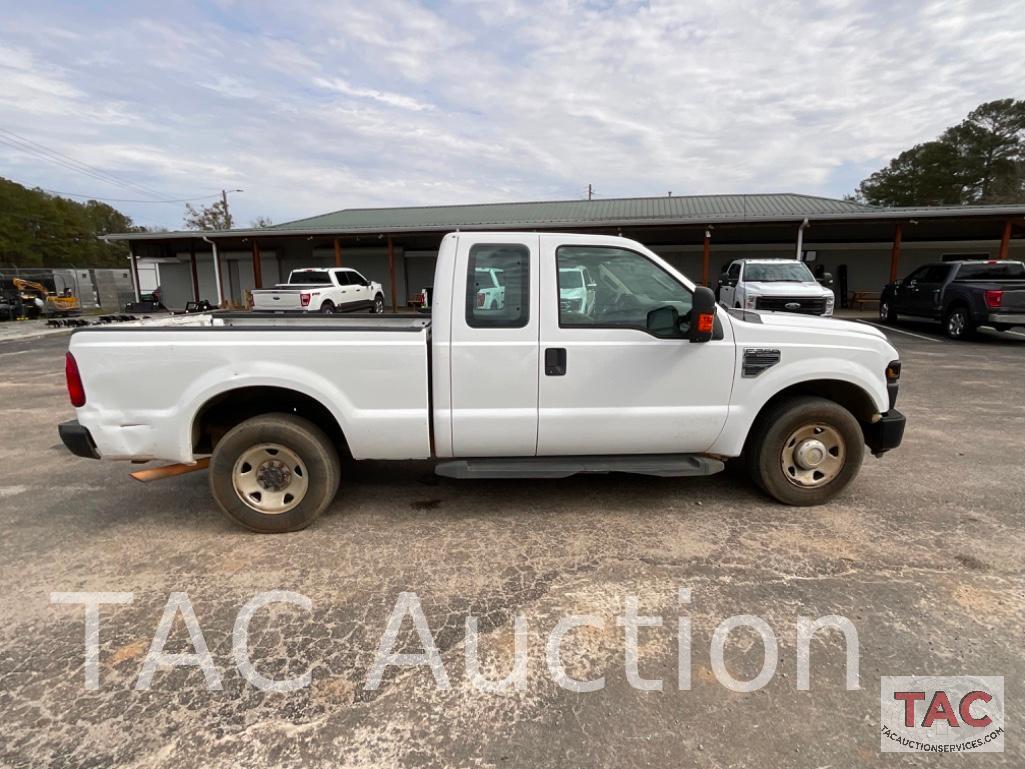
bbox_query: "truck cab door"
[913,265,952,318]
[448,234,540,456]
[719,262,741,307]
[536,236,734,455]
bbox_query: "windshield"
[560,269,584,289]
[289,270,331,284]
[744,262,815,283]
[956,262,1025,280]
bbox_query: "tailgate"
[1001,288,1025,311]
[252,290,303,310]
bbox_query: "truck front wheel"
[747,396,864,506]
[209,413,341,532]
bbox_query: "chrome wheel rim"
[232,443,309,514]
[879,302,888,320]
[374,297,384,313]
[781,423,845,488]
[949,312,965,336]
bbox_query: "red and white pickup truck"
[59,231,906,533]
[251,267,385,314]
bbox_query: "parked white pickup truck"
[717,258,835,316]
[60,232,905,532]
[252,267,385,314]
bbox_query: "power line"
[40,188,224,204]
[0,127,174,201]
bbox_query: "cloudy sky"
[1,0,1023,229]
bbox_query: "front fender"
[708,353,889,457]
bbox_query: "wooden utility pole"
[889,223,903,283]
[251,240,262,289]
[334,238,343,267]
[997,220,1012,260]
[221,189,232,229]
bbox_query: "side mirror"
[718,274,730,286]
[689,286,716,343]
[646,305,681,338]
[817,272,833,286]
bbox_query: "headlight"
[744,294,758,309]
[824,296,835,316]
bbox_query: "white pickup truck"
[59,232,905,532]
[251,267,385,314]
[717,258,836,316]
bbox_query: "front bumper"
[59,419,100,459]
[864,409,906,456]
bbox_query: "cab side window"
[556,246,693,330]
[727,262,741,280]
[921,265,952,283]
[465,244,529,328]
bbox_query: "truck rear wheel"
[320,300,336,314]
[209,413,340,533]
[747,396,864,506]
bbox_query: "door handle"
[545,348,567,376]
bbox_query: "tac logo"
[880,676,1004,753]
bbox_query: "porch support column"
[889,222,903,283]
[189,240,200,301]
[251,240,263,289]
[334,238,343,267]
[128,241,141,302]
[997,220,1012,260]
[701,229,711,287]
[387,236,397,313]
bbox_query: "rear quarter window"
[955,263,1025,280]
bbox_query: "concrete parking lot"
[1,322,1024,768]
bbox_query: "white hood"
[751,310,886,340]
[743,281,832,297]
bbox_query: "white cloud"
[313,77,435,111]
[0,0,1023,228]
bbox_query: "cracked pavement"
[1,323,1024,768]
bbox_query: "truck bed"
[68,312,433,464]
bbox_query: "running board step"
[434,455,725,480]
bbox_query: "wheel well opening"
[192,386,348,456]
[746,380,879,451]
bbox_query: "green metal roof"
[269,193,873,231]
[103,193,1025,242]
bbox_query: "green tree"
[859,99,1025,206]
[0,177,138,268]
[184,199,233,230]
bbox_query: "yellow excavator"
[12,277,81,318]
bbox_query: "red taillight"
[300,292,311,307]
[697,313,715,334]
[984,289,1003,309]
[65,352,86,407]
[476,291,485,308]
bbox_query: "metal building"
[106,193,1025,311]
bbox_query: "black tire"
[879,298,897,324]
[714,286,721,302]
[943,304,975,340]
[209,413,341,533]
[320,301,335,314]
[372,294,385,314]
[747,396,864,506]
